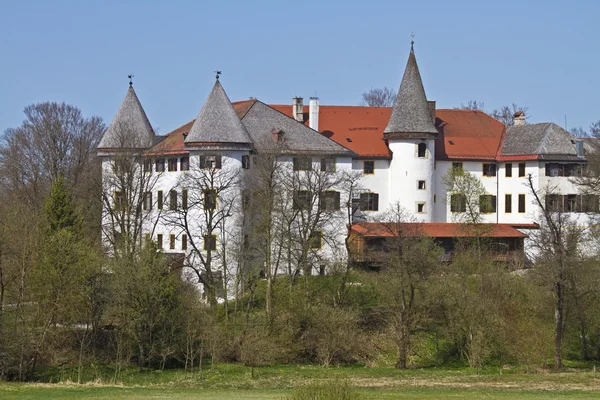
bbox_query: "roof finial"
[128,74,134,87]
[215,70,222,80]
[410,33,415,51]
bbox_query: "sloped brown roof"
[352,222,528,238]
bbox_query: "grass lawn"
[2,363,600,399]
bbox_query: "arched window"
[417,142,427,158]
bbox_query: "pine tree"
[43,175,82,234]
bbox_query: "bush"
[286,380,363,400]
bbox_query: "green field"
[2,364,600,399]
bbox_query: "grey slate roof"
[241,100,355,156]
[98,86,155,149]
[384,47,437,137]
[185,80,253,146]
[501,123,579,159]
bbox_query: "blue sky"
[1,0,599,135]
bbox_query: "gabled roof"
[241,101,354,156]
[384,46,437,138]
[98,86,155,150]
[184,80,253,147]
[352,222,527,238]
[499,123,580,161]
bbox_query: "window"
[293,157,312,171]
[417,142,427,158]
[546,194,600,213]
[479,195,497,213]
[545,163,583,177]
[180,157,189,171]
[114,191,125,210]
[359,193,379,211]
[417,180,426,190]
[363,161,375,175]
[144,159,152,173]
[545,194,562,212]
[168,158,178,172]
[203,189,217,210]
[518,194,526,213]
[157,190,163,210]
[309,231,323,249]
[482,163,496,177]
[450,194,467,213]
[242,155,250,169]
[157,234,163,249]
[319,191,340,211]
[566,194,579,212]
[417,202,426,213]
[319,264,326,276]
[518,163,526,177]
[156,159,165,172]
[320,157,336,172]
[143,192,152,211]
[199,155,222,169]
[452,162,463,171]
[169,190,177,210]
[181,234,187,251]
[583,195,600,213]
[505,194,512,213]
[204,234,217,251]
[170,234,176,250]
[294,190,311,210]
[505,163,512,177]
[182,189,188,210]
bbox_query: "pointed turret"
[384,44,437,138]
[185,80,253,147]
[98,85,155,150]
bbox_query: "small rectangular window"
[293,157,312,171]
[319,191,340,211]
[182,234,187,251]
[242,155,250,169]
[144,159,152,173]
[363,161,375,175]
[204,189,217,210]
[505,163,512,177]
[180,156,189,171]
[483,163,496,177]
[157,190,163,210]
[418,180,426,190]
[417,142,427,158]
[157,234,163,249]
[450,194,467,213]
[518,163,526,177]
[204,234,217,251]
[479,195,497,213]
[518,194,526,213]
[417,202,426,213]
[114,191,125,210]
[294,190,312,210]
[505,194,512,213]
[168,158,178,172]
[199,155,222,169]
[309,231,323,249]
[170,234,176,250]
[143,191,152,211]
[320,157,336,172]
[452,162,463,171]
[182,189,188,210]
[359,193,379,211]
[156,159,165,172]
[169,190,177,210]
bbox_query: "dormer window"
[272,128,285,143]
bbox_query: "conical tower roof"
[185,80,253,146]
[98,86,155,149]
[384,44,437,138]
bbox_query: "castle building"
[98,44,595,285]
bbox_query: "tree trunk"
[554,281,564,370]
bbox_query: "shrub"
[286,380,363,400]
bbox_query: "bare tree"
[491,103,529,126]
[456,100,485,111]
[442,165,488,224]
[359,87,397,107]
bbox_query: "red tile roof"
[352,222,528,238]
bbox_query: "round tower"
[384,43,437,222]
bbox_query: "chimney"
[427,100,436,124]
[513,111,526,126]
[309,97,319,131]
[292,97,304,122]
